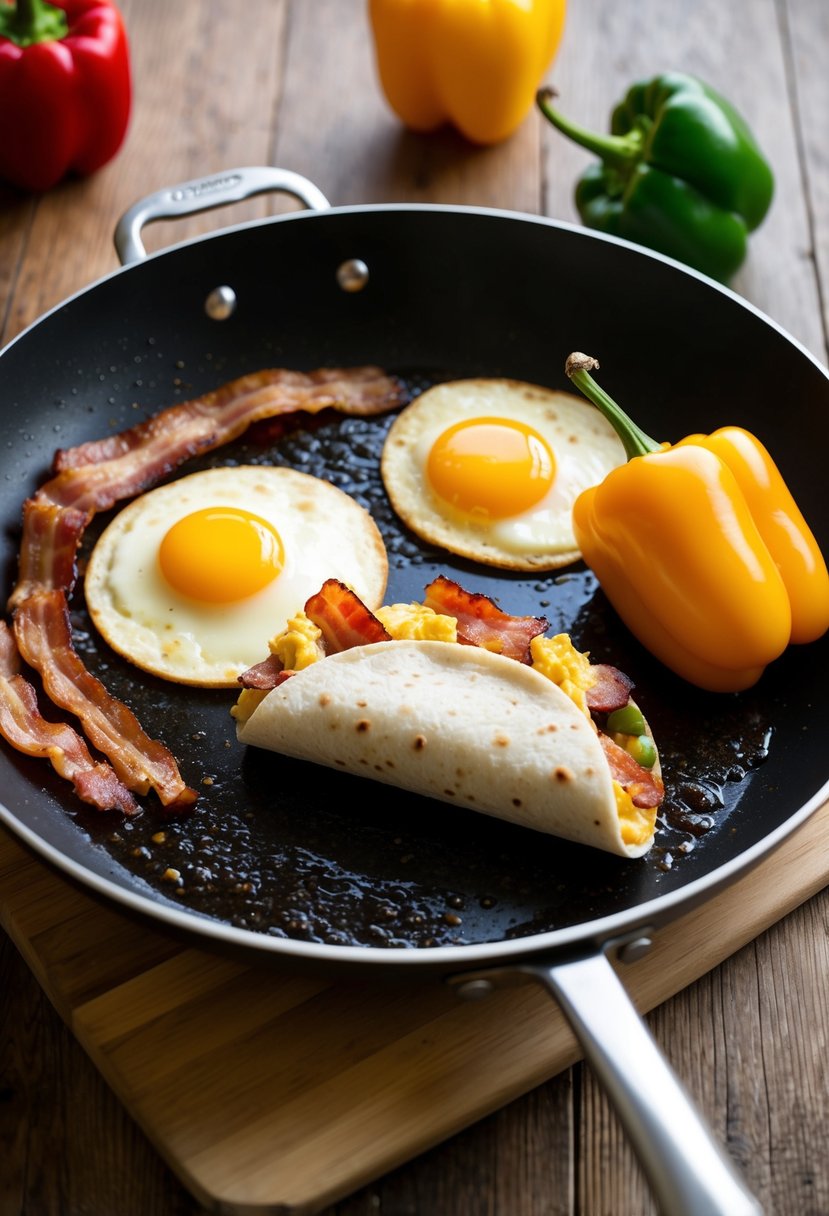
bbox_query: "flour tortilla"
[236,640,658,859]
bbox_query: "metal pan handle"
[113,166,331,265]
[451,949,762,1216]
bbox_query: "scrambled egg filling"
[233,688,266,720]
[375,602,458,642]
[529,633,595,717]
[232,612,323,722]
[529,633,652,846]
[617,791,657,846]
[272,611,325,670]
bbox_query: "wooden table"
[1,2,828,1214]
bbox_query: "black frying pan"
[2,168,827,1215]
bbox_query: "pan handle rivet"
[336,258,369,293]
[617,936,653,964]
[453,978,495,1001]
[205,285,237,320]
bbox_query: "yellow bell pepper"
[367,0,566,145]
[565,353,829,694]
[676,427,829,646]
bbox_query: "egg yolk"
[427,417,556,519]
[158,506,284,603]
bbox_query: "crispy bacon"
[238,654,291,690]
[422,574,548,664]
[305,579,392,654]
[54,366,404,472]
[0,623,138,815]
[7,501,90,609]
[598,732,664,809]
[13,591,197,812]
[585,664,635,714]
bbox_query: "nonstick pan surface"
[1,201,827,971]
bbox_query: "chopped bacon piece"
[598,732,664,809]
[304,579,391,654]
[422,574,548,664]
[585,664,635,714]
[13,591,197,812]
[238,654,291,690]
[0,623,138,814]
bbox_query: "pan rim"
[1,200,828,968]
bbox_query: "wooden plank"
[0,193,34,349]
[1,0,291,344]
[788,0,829,354]
[542,0,825,358]
[2,2,828,1214]
[577,892,829,1216]
[274,0,542,214]
[1,793,827,1215]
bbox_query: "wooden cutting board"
[2,803,828,1216]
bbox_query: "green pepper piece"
[623,734,657,770]
[607,703,647,736]
[537,73,774,282]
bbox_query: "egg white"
[84,466,388,687]
[381,378,626,571]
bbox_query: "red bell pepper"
[0,0,131,193]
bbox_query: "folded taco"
[233,576,664,858]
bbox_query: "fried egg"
[380,378,626,570]
[84,466,388,687]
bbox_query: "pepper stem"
[565,353,660,461]
[537,88,642,170]
[0,0,69,47]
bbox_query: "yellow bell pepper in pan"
[675,427,829,646]
[367,0,566,145]
[565,353,829,693]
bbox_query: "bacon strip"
[422,574,548,664]
[0,623,138,815]
[598,732,665,809]
[585,664,635,714]
[304,579,392,655]
[54,366,404,472]
[8,501,90,609]
[41,366,406,516]
[13,591,197,812]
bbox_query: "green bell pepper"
[537,73,774,282]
